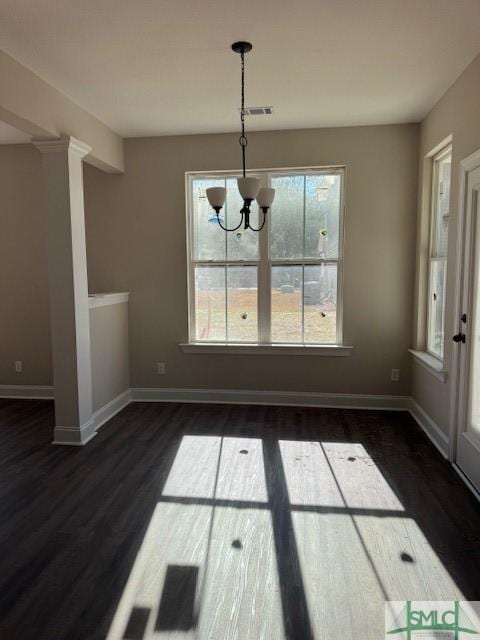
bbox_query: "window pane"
[305,174,341,259]
[432,150,451,258]
[270,175,304,259]
[468,219,480,437]
[190,169,344,345]
[271,266,303,342]
[194,266,226,341]
[304,265,337,343]
[225,178,259,261]
[227,266,257,342]
[192,176,259,262]
[427,259,447,359]
[192,178,226,261]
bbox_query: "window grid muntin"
[426,145,452,360]
[187,167,345,345]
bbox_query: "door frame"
[449,147,480,463]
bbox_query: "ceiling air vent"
[239,106,273,116]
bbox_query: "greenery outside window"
[186,167,345,346]
[427,146,452,360]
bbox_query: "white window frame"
[184,166,348,353]
[426,145,452,362]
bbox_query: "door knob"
[453,332,466,343]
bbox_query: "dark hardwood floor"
[0,398,479,639]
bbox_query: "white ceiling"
[1,0,480,138]
[0,121,31,144]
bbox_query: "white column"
[34,136,95,445]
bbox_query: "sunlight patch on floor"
[197,506,283,640]
[322,442,405,511]
[162,436,222,499]
[284,441,466,639]
[107,435,466,640]
[106,502,210,639]
[279,439,347,507]
[214,437,268,503]
[107,436,282,640]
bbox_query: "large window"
[186,168,345,345]
[427,146,452,360]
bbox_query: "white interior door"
[455,159,480,492]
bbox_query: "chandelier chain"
[205,42,273,233]
[240,50,247,177]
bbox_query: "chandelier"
[206,42,275,232]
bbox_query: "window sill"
[179,343,354,356]
[409,349,448,382]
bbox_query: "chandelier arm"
[216,211,244,232]
[246,211,268,232]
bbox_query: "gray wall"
[0,124,420,397]
[412,52,480,439]
[84,124,419,395]
[0,144,52,386]
[3,54,480,415]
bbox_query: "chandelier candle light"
[206,42,275,232]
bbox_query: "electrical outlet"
[391,368,400,382]
[157,362,166,375]
[15,360,23,373]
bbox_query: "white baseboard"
[130,390,453,465]
[452,464,480,502]
[0,384,54,399]
[130,387,410,410]
[93,389,132,432]
[53,418,97,446]
[0,384,450,452]
[0,384,413,411]
[52,389,131,445]
[6,383,476,496]
[408,398,449,458]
